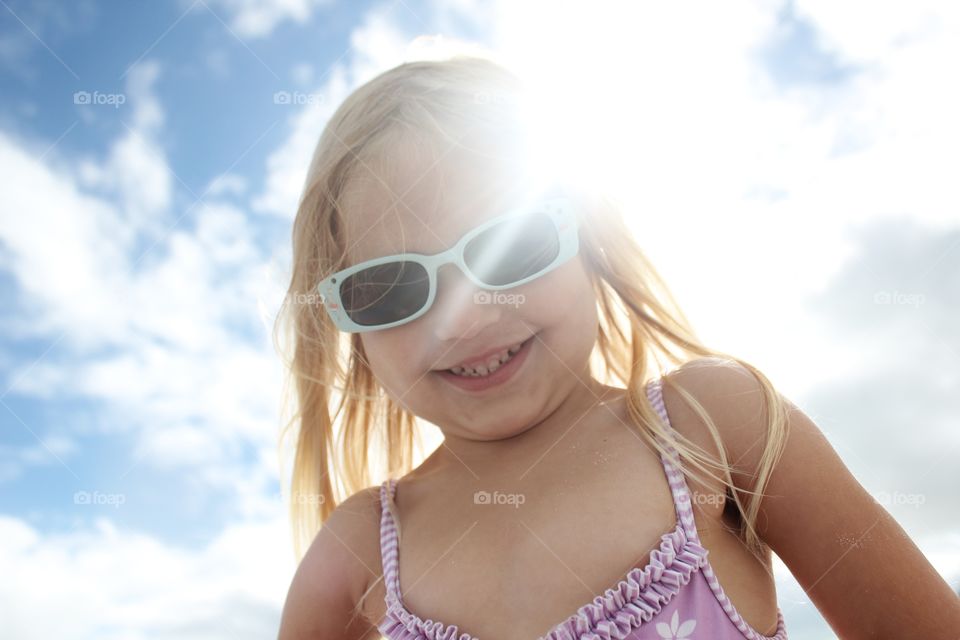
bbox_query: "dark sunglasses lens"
[339,261,429,327]
[464,213,559,286]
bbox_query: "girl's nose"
[430,264,503,342]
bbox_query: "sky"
[1,0,958,638]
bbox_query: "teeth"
[449,341,525,377]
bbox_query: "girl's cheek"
[361,333,412,383]
[523,260,593,318]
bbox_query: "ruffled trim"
[379,589,479,640]
[539,524,709,640]
[377,523,709,640]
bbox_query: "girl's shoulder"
[329,484,387,580]
[279,484,385,638]
[316,483,386,574]
[658,356,771,456]
[655,357,782,525]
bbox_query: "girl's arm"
[671,359,960,639]
[277,487,382,640]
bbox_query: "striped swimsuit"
[377,376,789,639]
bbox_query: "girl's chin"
[459,422,536,442]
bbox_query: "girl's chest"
[363,424,739,639]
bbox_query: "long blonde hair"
[273,54,792,568]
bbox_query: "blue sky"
[2,1,958,638]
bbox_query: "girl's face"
[341,141,604,443]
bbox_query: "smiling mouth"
[435,334,536,377]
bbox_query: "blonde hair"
[273,54,792,571]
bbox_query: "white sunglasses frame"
[316,194,580,333]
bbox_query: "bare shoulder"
[662,356,960,636]
[660,356,804,509]
[661,356,839,502]
[277,485,384,640]
[661,356,775,473]
[650,357,768,520]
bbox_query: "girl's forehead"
[340,156,530,264]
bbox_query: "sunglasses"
[317,194,580,333]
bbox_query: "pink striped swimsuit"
[377,377,789,640]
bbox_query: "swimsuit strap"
[378,477,402,602]
[645,375,705,544]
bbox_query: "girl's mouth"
[435,333,536,393]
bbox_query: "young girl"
[275,55,960,640]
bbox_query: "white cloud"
[0,56,282,480]
[792,1,958,64]
[204,172,248,198]
[0,132,265,358]
[204,0,333,39]
[74,60,172,233]
[289,61,313,86]
[0,434,77,483]
[0,514,294,640]
[1,111,291,612]
[0,129,133,346]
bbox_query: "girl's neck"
[429,377,626,481]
